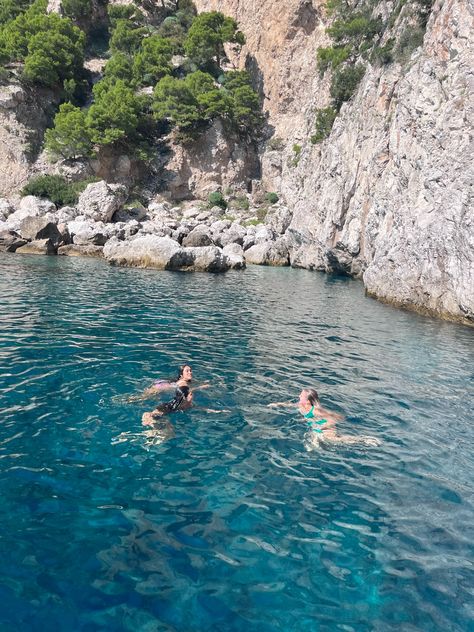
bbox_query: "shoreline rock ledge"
[103,235,242,272]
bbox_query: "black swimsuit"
[153,386,189,417]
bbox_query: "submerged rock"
[57,244,104,258]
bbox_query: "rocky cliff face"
[0,83,59,197]
[195,0,474,325]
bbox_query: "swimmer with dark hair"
[142,384,227,426]
[269,387,380,447]
[129,364,210,402]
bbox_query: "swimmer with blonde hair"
[269,387,380,447]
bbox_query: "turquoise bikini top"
[304,406,327,433]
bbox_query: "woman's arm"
[190,382,211,393]
[267,401,295,408]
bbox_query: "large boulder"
[181,245,230,272]
[112,205,147,223]
[19,196,56,216]
[103,235,181,269]
[218,223,247,248]
[244,239,289,266]
[0,199,14,221]
[103,235,231,272]
[254,226,277,244]
[68,219,111,246]
[182,226,213,247]
[0,230,27,252]
[6,197,56,232]
[76,181,127,222]
[171,224,190,244]
[265,205,293,235]
[223,243,246,270]
[19,216,62,247]
[55,206,79,223]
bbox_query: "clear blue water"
[0,253,473,632]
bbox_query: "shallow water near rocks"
[0,253,473,631]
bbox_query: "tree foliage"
[317,45,351,75]
[0,0,33,25]
[153,67,262,140]
[103,52,135,86]
[184,11,244,67]
[109,20,147,55]
[310,106,337,143]
[23,26,85,86]
[133,35,173,85]
[220,71,263,131]
[86,80,144,146]
[44,101,92,159]
[107,4,144,27]
[153,74,201,136]
[330,64,365,110]
[2,1,85,87]
[62,0,92,22]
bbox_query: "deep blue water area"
[0,253,473,632]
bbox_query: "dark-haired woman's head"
[178,364,192,382]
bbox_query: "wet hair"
[177,364,192,380]
[303,388,320,406]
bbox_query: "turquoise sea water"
[0,253,473,632]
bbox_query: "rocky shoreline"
[0,180,292,273]
[1,179,472,327]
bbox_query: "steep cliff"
[195,0,473,325]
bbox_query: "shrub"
[311,106,337,143]
[153,74,201,136]
[103,53,135,86]
[330,64,365,110]
[317,45,350,75]
[290,143,302,167]
[395,27,424,63]
[208,191,227,209]
[22,174,77,206]
[371,39,395,65]
[22,26,85,86]
[109,20,147,55]
[328,14,383,45]
[22,174,99,206]
[265,192,279,204]
[267,136,284,151]
[231,196,249,210]
[256,207,267,222]
[107,4,144,27]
